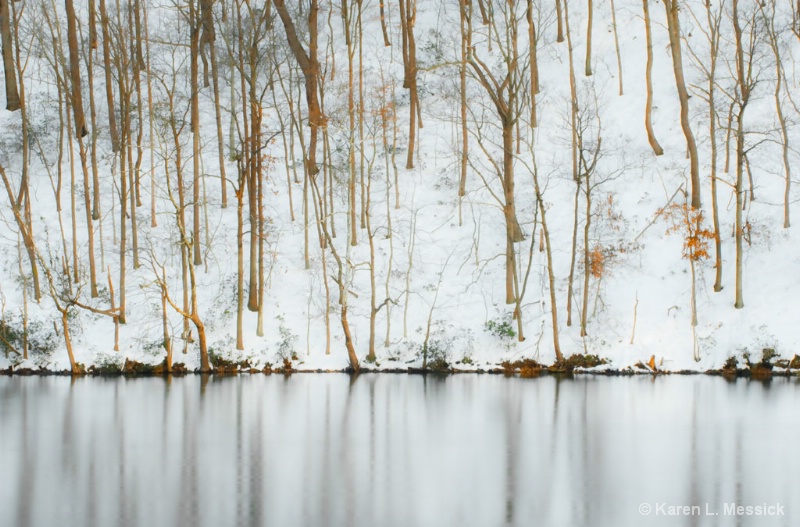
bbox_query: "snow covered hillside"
[0,0,798,373]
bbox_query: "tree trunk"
[555,0,564,42]
[272,0,324,177]
[533,173,563,363]
[503,123,524,304]
[62,310,80,374]
[190,0,203,267]
[585,0,593,76]
[99,0,119,152]
[732,0,746,309]
[65,0,88,137]
[566,182,579,325]
[705,2,721,291]
[379,0,390,46]
[204,0,228,209]
[664,0,700,208]
[610,0,623,95]
[0,0,20,111]
[236,180,245,350]
[642,0,663,155]
[527,0,538,127]
[580,175,591,336]
[398,0,419,169]
[344,0,358,246]
[458,0,470,223]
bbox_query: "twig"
[634,184,685,242]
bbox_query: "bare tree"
[272,0,325,177]
[99,0,120,152]
[684,0,723,291]
[526,152,563,363]
[467,0,526,305]
[0,0,20,111]
[730,0,760,309]
[759,0,791,228]
[664,0,700,208]
[642,0,663,154]
[200,0,228,208]
[585,0,593,76]
[398,0,421,169]
[64,0,88,137]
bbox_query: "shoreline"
[2,363,798,379]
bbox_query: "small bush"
[553,354,609,372]
[421,339,451,372]
[760,348,778,364]
[0,316,58,360]
[485,315,516,339]
[90,352,125,374]
[276,315,298,362]
[501,358,542,377]
[723,356,738,371]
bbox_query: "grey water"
[0,374,798,527]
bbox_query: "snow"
[0,0,798,373]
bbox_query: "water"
[0,374,798,527]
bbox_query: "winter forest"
[1,0,800,376]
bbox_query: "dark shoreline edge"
[1,364,798,379]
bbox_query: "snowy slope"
[0,0,798,373]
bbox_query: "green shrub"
[485,316,516,339]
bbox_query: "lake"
[0,374,798,527]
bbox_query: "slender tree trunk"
[10,0,40,302]
[236,176,245,350]
[580,175,591,336]
[344,0,358,246]
[99,0,119,152]
[762,3,791,228]
[78,135,98,297]
[118,113,128,323]
[398,0,419,169]
[527,0,538,127]
[143,0,157,227]
[664,0,700,208]
[65,0,88,133]
[109,267,119,351]
[190,0,203,266]
[705,2,722,291]
[532,166,563,362]
[458,0,470,218]
[555,0,564,42]
[379,0,390,46]
[610,0,623,95]
[86,14,102,223]
[0,164,40,302]
[567,182,579,326]
[273,0,324,177]
[732,0,746,309]
[642,0,663,155]
[203,0,227,209]
[366,159,377,362]
[564,0,580,324]
[585,0,593,76]
[357,1,367,232]
[0,0,20,111]
[61,309,79,374]
[160,269,171,370]
[502,123,524,304]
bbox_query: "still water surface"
[0,374,798,527]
